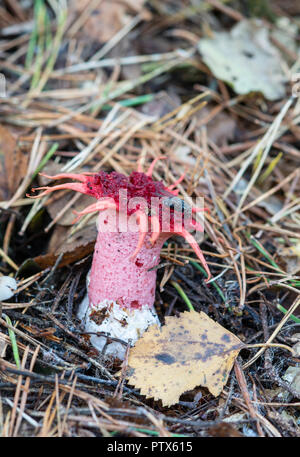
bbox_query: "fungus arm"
[72,199,117,223]
[146,156,167,177]
[175,228,211,281]
[29,182,89,198]
[149,215,161,245]
[130,210,149,260]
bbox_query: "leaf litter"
[124,310,244,406]
[0,0,300,438]
[198,19,287,100]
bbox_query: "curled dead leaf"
[124,310,244,407]
[208,422,242,437]
[33,224,97,269]
[72,0,146,44]
[0,125,28,201]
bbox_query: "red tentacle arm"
[188,219,204,232]
[30,182,88,199]
[192,206,210,214]
[149,215,161,245]
[146,156,167,177]
[167,173,185,191]
[130,210,149,260]
[166,189,180,196]
[39,172,88,182]
[72,199,117,223]
[174,228,211,281]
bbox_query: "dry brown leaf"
[34,224,97,269]
[208,422,243,437]
[0,125,28,201]
[125,310,244,407]
[73,0,146,44]
[196,105,236,146]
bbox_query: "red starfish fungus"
[30,160,211,358]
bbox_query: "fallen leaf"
[198,19,287,100]
[125,310,244,407]
[271,17,298,57]
[196,105,236,146]
[141,91,181,119]
[33,224,97,269]
[0,125,28,201]
[73,0,146,44]
[208,422,242,437]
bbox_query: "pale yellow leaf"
[125,310,244,407]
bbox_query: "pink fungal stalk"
[31,160,211,359]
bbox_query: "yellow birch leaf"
[125,310,244,407]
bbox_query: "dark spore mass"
[221,334,231,342]
[155,353,176,365]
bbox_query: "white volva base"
[77,293,160,359]
[0,276,17,301]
